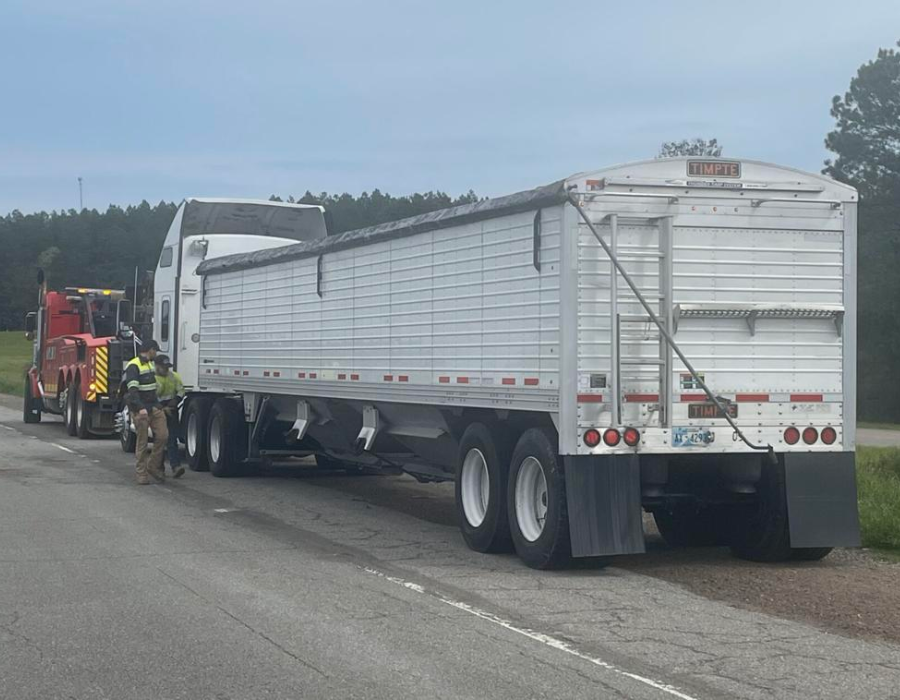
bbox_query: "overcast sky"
[1,0,898,214]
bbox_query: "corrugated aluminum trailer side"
[188,158,861,569]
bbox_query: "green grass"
[857,446,900,555]
[0,330,32,396]
[859,421,900,432]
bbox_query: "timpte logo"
[687,160,741,178]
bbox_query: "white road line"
[53,444,77,454]
[214,508,237,513]
[1,425,16,432]
[362,566,700,700]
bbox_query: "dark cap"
[154,354,173,367]
[141,339,160,353]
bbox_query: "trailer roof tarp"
[196,180,568,276]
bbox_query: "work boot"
[146,464,165,483]
[136,473,151,485]
[172,465,185,479]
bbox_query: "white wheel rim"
[461,448,490,528]
[515,456,548,542]
[209,415,221,464]
[187,413,198,456]
[64,390,72,423]
[76,396,83,426]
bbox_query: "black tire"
[120,408,136,453]
[507,428,571,569]
[653,506,730,547]
[23,376,41,424]
[208,399,249,478]
[730,458,833,563]
[454,422,513,554]
[184,398,212,472]
[74,380,92,439]
[64,382,77,436]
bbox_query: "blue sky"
[1,0,898,214]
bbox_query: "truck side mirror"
[24,311,37,340]
[36,269,45,285]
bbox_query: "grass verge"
[0,331,32,396]
[857,446,900,556]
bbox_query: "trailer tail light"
[802,427,818,445]
[623,427,641,447]
[583,429,601,448]
[821,427,837,445]
[783,427,800,445]
[603,428,621,447]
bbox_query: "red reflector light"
[821,427,837,445]
[623,427,641,447]
[603,428,621,447]
[802,427,818,445]
[583,429,601,447]
[783,427,800,445]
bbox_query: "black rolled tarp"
[197,179,569,276]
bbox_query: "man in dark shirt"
[123,340,168,484]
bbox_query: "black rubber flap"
[564,454,645,557]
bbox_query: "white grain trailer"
[174,158,861,569]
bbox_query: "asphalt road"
[1,403,899,700]
[857,428,900,447]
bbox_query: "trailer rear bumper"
[785,451,861,548]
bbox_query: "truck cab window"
[159,246,174,268]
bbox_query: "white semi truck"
[150,159,861,569]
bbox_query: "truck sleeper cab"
[164,160,861,570]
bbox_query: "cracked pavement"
[1,400,899,700]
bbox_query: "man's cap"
[141,339,160,352]
[154,354,173,367]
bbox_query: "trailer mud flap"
[563,455,645,557]
[785,452,861,548]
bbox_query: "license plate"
[688,402,737,419]
[672,427,716,447]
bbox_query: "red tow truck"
[23,271,136,438]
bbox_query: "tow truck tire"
[23,376,41,424]
[184,398,212,472]
[74,380,92,439]
[455,422,513,554]
[729,459,833,563]
[64,382,77,436]
[507,428,571,570]
[208,399,249,478]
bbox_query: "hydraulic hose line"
[566,188,775,460]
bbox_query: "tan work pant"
[134,408,169,478]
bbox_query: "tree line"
[1,42,898,419]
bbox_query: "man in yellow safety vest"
[154,354,185,479]
[123,340,168,484]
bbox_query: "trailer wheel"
[208,399,249,478]
[184,398,212,472]
[74,379,92,439]
[23,376,41,424]
[454,423,513,553]
[653,507,730,547]
[729,459,832,563]
[119,407,136,453]
[507,428,571,570]
[64,382,77,436]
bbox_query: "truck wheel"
[208,399,248,478]
[653,507,730,547]
[64,382,78,436]
[507,428,571,569]
[454,422,513,553]
[74,380,92,439]
[729,459,832,563]
[23,376,41,424]
[184,398,212,471]
[119,408,136,453]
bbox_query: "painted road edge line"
[53,444,77,454]
[361,566,699,700]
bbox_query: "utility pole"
[77,177,83,210]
